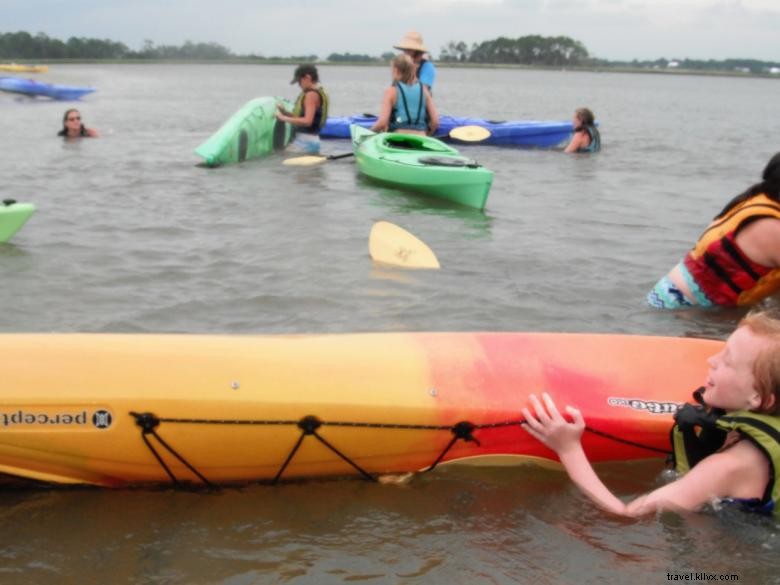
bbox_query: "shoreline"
[3,58,779,80]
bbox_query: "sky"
[4,0,780,61]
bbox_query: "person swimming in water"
[57,109,99,139]
[564,107,600,153]
[522,311,780,517]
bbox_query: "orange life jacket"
[683,194,780,306]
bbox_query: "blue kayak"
[0,77,96,100]
[321,114,574,147]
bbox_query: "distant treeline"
[440,36,589,66]
[2,31,779,75]
[594,57,780,75]
[0,31,234,60]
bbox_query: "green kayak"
[195,97,294,167]
[0,200,35,243]
[350,125,493,210]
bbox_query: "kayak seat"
[418,156,481,168]
[3,199,17,206]
[486,120,507,124]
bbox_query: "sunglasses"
[67,116,81,121]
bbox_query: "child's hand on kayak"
[521,392,585,455]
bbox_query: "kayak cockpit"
[382,134,455,154]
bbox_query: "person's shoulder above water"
[57,109,98,139]
[564,107,599,153]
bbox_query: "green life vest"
[292,87,329,133]
[670,402,780,516]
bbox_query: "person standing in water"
[276,64,329,155]
[647,152,780,309]
[370,54,439,136]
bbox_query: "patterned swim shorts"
[646,263,714,309]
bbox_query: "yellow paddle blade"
[283,155,327,166]
[449,125,491,142]
[369,221,440,269]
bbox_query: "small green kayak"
[0,200,35,243]
[350,125,493,210]
[195,97,295,167]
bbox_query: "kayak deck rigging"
[129,410,670,489]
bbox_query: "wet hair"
[392,54,416,85]
[715,152,780,218]
[574,107,595,129]
[57,108,87,137]
[292,63,319,84]
[739,311,780,414]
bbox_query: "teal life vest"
[292,87,329,134]
[670,397,780,516]
[576,125,601,153]
[390,81,427,132]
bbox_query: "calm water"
[1,64,779,583]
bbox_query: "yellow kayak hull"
[0,63,49,73]
[0,332,720,487]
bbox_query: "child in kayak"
[564,107,600,153]
[522,311,780,517]
[371,54,439,137]
[647,152,780,309]
[57,109,98,139]
[276,64,329,155]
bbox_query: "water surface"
[1,64,779,584]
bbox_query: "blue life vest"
[390,81,427,132]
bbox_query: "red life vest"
[683,194,780,306]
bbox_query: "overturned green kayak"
[195,97,294,167]
[0,200,35,243]
[350,125,493,210]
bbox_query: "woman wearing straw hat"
[393,30,437,93]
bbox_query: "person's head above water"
[574,107,596,128]
[58,108,98,138]
[713,311,780,415]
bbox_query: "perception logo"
[92,410,113,429]
[1,408,114,429]
[607,397,682,415]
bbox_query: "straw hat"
[393,30,428,53]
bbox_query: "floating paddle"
[369,221,440,269]
[449,125,491,142]
[283,152,355,166]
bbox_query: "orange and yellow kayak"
[0,332,720,488]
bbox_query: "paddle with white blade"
[369,221,440,269]
[283,152,354,166]
[448,125,491,142]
